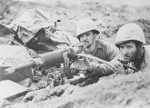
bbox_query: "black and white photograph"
[0,0,150,108]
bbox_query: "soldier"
[68,18,124,86]
[115,23,150,73]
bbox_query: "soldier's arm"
[89,42,125,77]
[89,58,126,77]
[89,62,114,77]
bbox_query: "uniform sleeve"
[90,62,114,77]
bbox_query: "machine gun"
[4,47,80,74]
[5,47,139,86]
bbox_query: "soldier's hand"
[110,58,125,74]
[110,59,121,70]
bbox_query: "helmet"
[76,18,100,39]
[115,23,146,46]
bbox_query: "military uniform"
[87,39,123,77]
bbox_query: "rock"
[37,80,47,89]
[18,78,32,87]
[22,85,67,103]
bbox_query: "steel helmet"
[115,23,146,46]
[76,18,100,39]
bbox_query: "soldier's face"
[119,41,138,62]
[79,31,96,48]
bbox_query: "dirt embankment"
[1,0,150,108]
[12,70,150,108]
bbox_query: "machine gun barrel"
[5,47,79,74]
